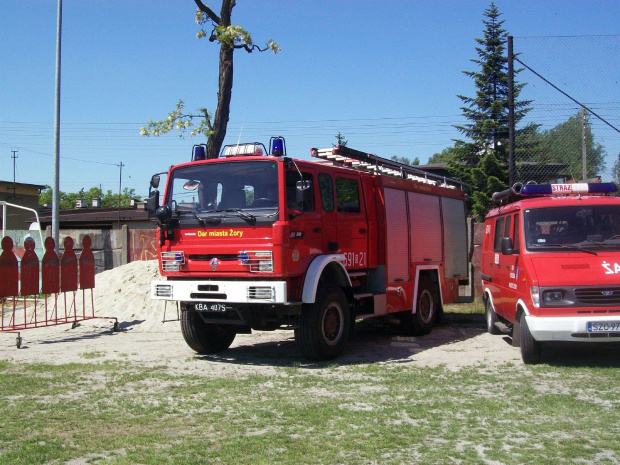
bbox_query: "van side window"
[504,216,512,239]
[336,177,360,213]
[286,171,314,211]
[318,173,334,212]
[513,215,520,251]
[493,217,505,252]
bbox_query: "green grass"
[1,356,619,464]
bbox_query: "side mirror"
[501,236,514,255]
[150,174,161,189]
[145,189,160,215]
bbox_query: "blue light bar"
[192,145,206,161]
[520,182,617,196]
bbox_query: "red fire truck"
[482,182,620,364]
[147,138,468,360]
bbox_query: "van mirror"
[150,174,161,189]
[501,236,514,255]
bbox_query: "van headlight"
[530,286,540,308]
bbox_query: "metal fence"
[510,35,620,184]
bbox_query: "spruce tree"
[449,2,530,220]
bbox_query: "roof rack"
[310,145,464,190]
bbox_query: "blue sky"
[1,1,618,199]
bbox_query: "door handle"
[313,227,322,233]
[359,228,367,234]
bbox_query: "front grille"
[575,287,620,305]
[189,254,239,261]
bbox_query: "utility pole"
[52,0,63,251]
[10,149,18,198]
[582,106,587,181]
[117,161,124,227]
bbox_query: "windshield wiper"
[176,210,206,226]
[213,209,256,224]
[531,243,598,256]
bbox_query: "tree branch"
[194,0,221,24]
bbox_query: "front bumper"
[151,279,288,304]
[526,314,620,342]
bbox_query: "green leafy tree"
[141,0,280,159]
[391,156,420,166]
[448,2,530,221]
[535,112,605,180]
[427,147,457,164]
[39,186,140,209]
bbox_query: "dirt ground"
[1,261,618,373]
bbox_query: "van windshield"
[524,205,620,252]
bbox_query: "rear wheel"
[180,305,237,354]
[485,297,501,335]
[520,312,541,364]
[401,276,438,336]
[295,285,350,361]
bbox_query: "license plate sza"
[587,321,620,332]
[195,302,227,312]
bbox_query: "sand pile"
[92,260,178,333]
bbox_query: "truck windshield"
[524,204,620,252]
[167,160,279,218]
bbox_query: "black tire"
[485,297,501,335]
[402,276,438,336]
[295,285,350,361]
[180,306,237,354]
[520,312,541,364]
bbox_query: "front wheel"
[180,305,237,354]
[295,285,350,361]
[485,297,501,335]
[520,312,541,364]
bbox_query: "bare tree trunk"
[206,0,235,159]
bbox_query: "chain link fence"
[511,35,620,184]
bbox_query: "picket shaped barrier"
[0,234,118,348]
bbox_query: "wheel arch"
[302,254,352,304]
[412,265,442,315]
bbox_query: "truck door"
[500,213,520,321]
[335,175,368,269]
[286,169,323,262]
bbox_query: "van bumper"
[526,314,620,342]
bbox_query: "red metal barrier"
[0,234,118,348]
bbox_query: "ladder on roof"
[310,145,464,190]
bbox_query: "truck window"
[504,216,512,239]
[286,170,314,212]
[318,173,334,213]
[493,217,505,252]
[335,177,360,213]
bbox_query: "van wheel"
[520,312,541,364]
[180,305,237,354]
[485,297,501,335]
[295,285,350,361]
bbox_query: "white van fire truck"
[147,138,469,360]
[482,181,620,364]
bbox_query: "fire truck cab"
[147,139,469,360]
[482,182,620,364]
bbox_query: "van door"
[490,214,519,319]
[500,213,520,321]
